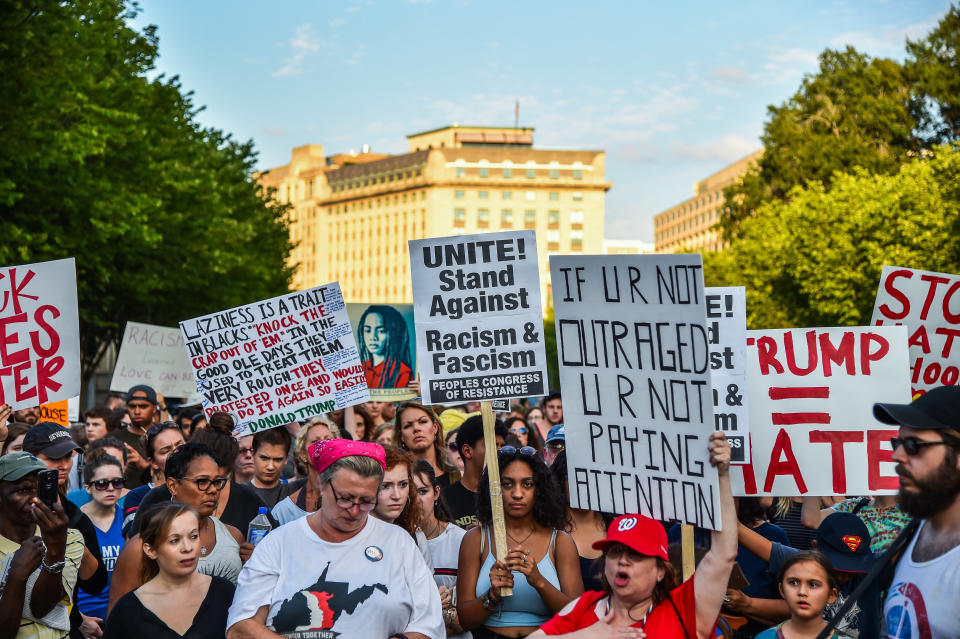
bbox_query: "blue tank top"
[475,526,561,628]
[77,504,124,620]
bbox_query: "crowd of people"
[0,382,958,638]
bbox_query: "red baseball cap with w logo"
[592,514,669,561]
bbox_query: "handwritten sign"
[730,326,910,496]
[0,258,81,409]
[871,265,960,395]
[110,322,196,398]
[409,231,548,405]
[39,400,69,427]
[706,287,750,463]
[180,283,369,436]
[551,254,721,529]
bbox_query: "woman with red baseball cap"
[529,431,738,639]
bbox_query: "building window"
[502,167,513,178]
[573,169,583,179]
[456,166,465,178]
[478,208,490,227]
[548,210,560,227]
[572,191,583,201]
[478,161,490,178]
[526,167,536,178]
[501,209,513,224]
[571,230,583,249]
[525,191,536,201]
[455,190,465,199]
[549,192,559,201]
[570,211,584,224]
[478,190,489,199]
[524,209,536,227]
[454,208,466,227]
[547,230,560,249]
[549,167,560,179]
[502,191,512,200]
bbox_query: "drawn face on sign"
[362,312,389,358]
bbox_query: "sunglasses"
[448,442,459,452]
[88,478,125,491]
[890,437,947,456]
[511,427,529,435]
[499,445,537,456]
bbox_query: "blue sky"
[132,0,949,244]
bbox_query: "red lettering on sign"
[867,429,899,491]
[860,332,889,375]
[878,269,912,320]
[764,429,807,494]
[819,331,855,377]
[919,274,951,321]
[784,331,818,376]
[809,430,864,494]
[756,336,784,375]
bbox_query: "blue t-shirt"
[76,504,124,620]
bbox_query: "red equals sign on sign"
[768,386,831,425]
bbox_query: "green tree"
[542,307,559,392]
[0,0,294,391]
[720,47,915,240]
[704,146,960,330]
[907,4,960,145]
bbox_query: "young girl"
[756,550,841,639]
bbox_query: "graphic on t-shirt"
[885,582,932,639]
[826,591,861,637]
[272,562,389,638]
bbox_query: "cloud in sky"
[272,23,323,77]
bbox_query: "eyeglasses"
[178,476,229,492]
[328,482,378,512]
[88,478,125,491]
[511,427,528,435]
[890,437,947,456]
[499,445,537,456]
[238,446,254,456]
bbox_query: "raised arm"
[693,432,737,639]
[800,496,833,530]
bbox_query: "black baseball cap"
[874,385,960,433]
[816,512,876,573]
[126,384,158,405]
[22,422,82,459]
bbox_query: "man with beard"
[874,385,960,638]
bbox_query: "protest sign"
[870,265,960,395]
[180,282,369,436]
[0,258,81,409]
[110,322,196,398]
[705,287,750,463]
[730,325,910,496]
[346,303,416,402]
[409,231,548,405]
[551,254,721,529]
[39,400,69,427]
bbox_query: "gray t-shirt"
[243,480,296,509]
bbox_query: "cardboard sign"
[346,304,416,403]
[180,283,369,436]
[0,258,81,409]
[551,254,721,529]
[110,322,197,398]
[39,400,69,426]
[705,287,750,463]
[871,266,960,395]
[409,231,549,405]
[730,326,910,496]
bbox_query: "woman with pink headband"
[226,439,444,639]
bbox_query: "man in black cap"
[112,385,161,488]
[874,385,960,638]
[24,423,108,639]
[737,511,880,637]
[0,451,83,637]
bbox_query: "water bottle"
[247,507,272,546]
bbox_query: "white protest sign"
[551,254,721,529]
[409,231,549,405]
[871,265,960,395]
[0,258,80,409]
[705,287,750,463]
[730,325,910,497]
[110,322,196,398]
[180,282,369,436]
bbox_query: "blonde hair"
[294,418,340,476]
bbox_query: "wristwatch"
[480,589,500,611]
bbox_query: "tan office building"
[257,125,611,306]
[653,149,762,253]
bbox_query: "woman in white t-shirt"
[227,439,443,639]
[372,445,434,569]
[414,460,471,639]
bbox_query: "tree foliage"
[704,146,960,330]
[0,0,294,388]
[907,5,960,145]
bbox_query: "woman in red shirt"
[530,431,737,639]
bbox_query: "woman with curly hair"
[371,445,433,569]
[457,446,583,638]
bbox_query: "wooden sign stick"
[681,523,695,582]
[481,400,512,597]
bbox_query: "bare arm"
[456,527,515,630]
[737,521,773,562]
[0,538,43,639]
[506,531,583,615]
[800,496,833,530]
[107,536,144,616]
[694,433,737,639]
[79,546,99,580]
[227,605,283,639]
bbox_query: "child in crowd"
[755,551,843,639]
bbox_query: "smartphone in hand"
[37,469,59,508]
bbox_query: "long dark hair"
[413,459,453,523]
[504,415,544,452]
[357,305,412,388]
[477,449,569,531]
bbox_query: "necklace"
[199,518,210,556]
[507,525,535,547]
[425,520,443,539]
